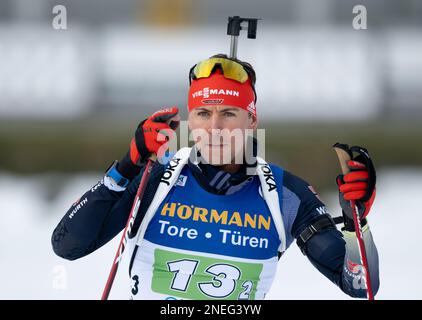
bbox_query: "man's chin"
[198,152,231,166]
[196,144,246,166]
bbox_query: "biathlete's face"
[188,105,257,166]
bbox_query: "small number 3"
[131,275,140,295]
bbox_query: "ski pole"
[101,154,157,300]
[333,144,374,300]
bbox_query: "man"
[52,54,379,300]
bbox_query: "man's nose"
[207,113,223,133]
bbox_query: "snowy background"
[0,168,420,300]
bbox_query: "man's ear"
[248,113,258,129]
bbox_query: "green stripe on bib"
[152,248,263,300]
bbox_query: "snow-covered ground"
[0,169,420,299]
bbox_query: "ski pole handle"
[333,143,352,175]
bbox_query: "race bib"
[151,249,263,300]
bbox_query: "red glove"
[118,107,180,179]
[334,144,376,231]
[130,107,180,164]
[337,160,376,220]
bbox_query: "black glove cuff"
[117,151,141,180]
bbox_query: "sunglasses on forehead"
[189,57,256,87]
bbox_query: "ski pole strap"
[333,215,368,232]
[297,214,337,255]
[333,216,345,224]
